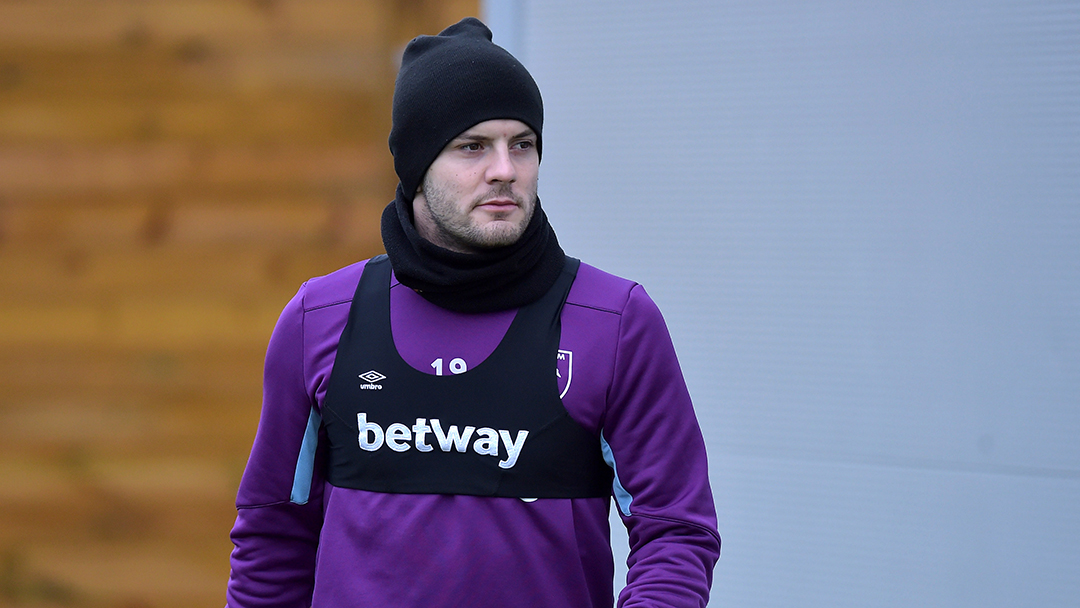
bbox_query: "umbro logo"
[358,370,386,390]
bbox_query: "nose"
[485,143,517,184]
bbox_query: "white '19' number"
[431,357,467,376]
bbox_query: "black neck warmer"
[380,185,566,313]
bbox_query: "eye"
[513,140,535,151]
[460,142,482,152]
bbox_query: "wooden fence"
[0,1,477,606]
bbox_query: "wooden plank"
[0,200,152,247]
[1,490,235,607]
[0,244,384,301]
[0,191,385,298]
[23,533,229,607]
[0,344,266,404]
[0,247,310,298]
[0,43,393,98]
[169,198,336,243]
[113,296,284,348]
[0,0,392,48]
[0,294,286,348]
[0,397,261,454]
[0,378,256,456]
[1,182,387,207]
[0,301,105,344]
[0,142,391,195]
[0,91,391,144]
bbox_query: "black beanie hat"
[389,17,544,200]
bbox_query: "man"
[227,17,720,608]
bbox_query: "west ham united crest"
[556,350,573,399]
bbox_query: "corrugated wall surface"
[489,1,1080,605]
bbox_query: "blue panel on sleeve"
[290,407,321,505]
[601,433,633,516]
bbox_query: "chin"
[473,225,527,249]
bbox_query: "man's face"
[412,119,539,253]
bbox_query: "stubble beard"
[420,178,536,252]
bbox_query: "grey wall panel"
[715,456,1080,607]
[485,0,1079,605]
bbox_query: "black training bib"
[321,255,612,498]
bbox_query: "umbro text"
[356,413,528,469]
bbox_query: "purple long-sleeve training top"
[226,258,720,608]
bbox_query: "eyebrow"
[454,128,536,143]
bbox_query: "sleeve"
[602,285,721,608]
[226,285,326,608]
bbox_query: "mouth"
[476,197,519,213]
